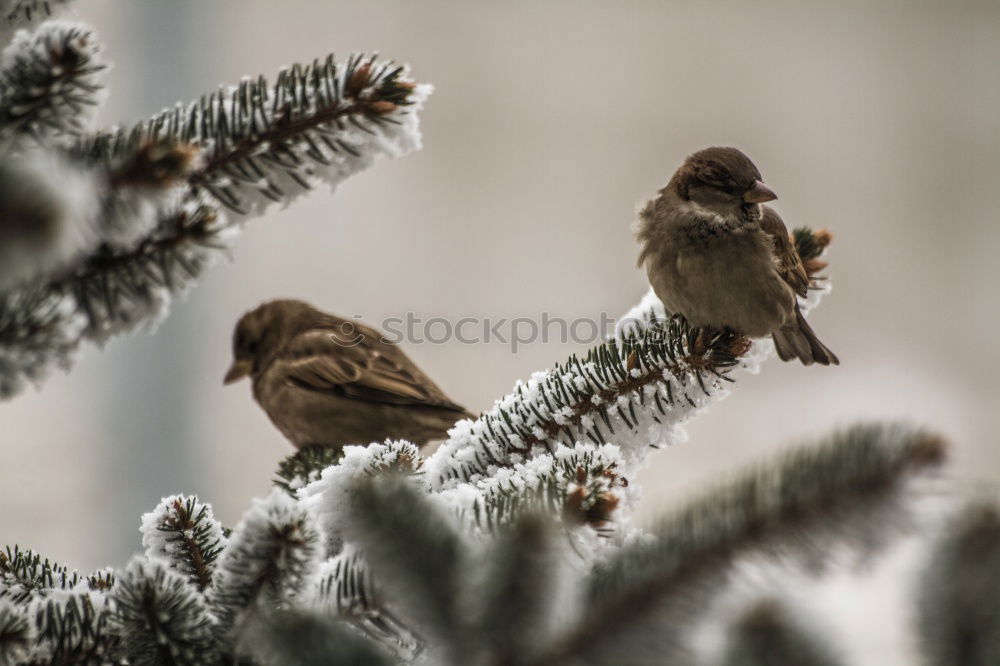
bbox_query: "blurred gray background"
[3,0,998,628]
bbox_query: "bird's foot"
[690,328,712,358]
[691,327,752,360]
[717,327,752,357]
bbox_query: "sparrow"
[635,147,838,365]
[224,299,474,449]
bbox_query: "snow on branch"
[299,440,423,556]
[245,611,394,666]
[210,489,323,643]
[112,558,217,666]
[28,587,116,665]
[0,545,112,606]
[301,233,833,624]
[918,500,1000,666]
[0,421,957,665]
[425,317,745,491]
[426,228,834,492]
[140,494,227,592]
[720,599,845,666]
[0,599,33,665]
[0,199,229,397]
[0,0,72,47]
[0,48,430,400]
[0,545,116,663]
[439,442,627,539]
[2,0,70,24]
[340,476,471,663]
[545,423,946,664]
[0,20,105,140]
[179,53,430,218]
[275,444,347,495]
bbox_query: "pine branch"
[0,20,104,139]
[72,135,202,252]
[0,546,79,605]
[306,442,622,645]
[0,199,229,398]
[0,289,82,398]
[720,599,844,666]
[80,52,429,220]
[475,515,562,666]
[792,227,833,276]
[427,312,748,489]
[0,1,71,52]
[0,546,111,606]
[299,440,424,556]
[428,226,835,492]
[310,446,616,625]
[29,589,118,666]
[141,495,226,592]
[917,500,1000,666]
[311,545,420,657]
[539,423,946,665]
[439,442,626,538]
[0,547,118,665]
[0,145,102,292]
[274,445,345,495]
[313,546,380,615]
[0,52,429,400]
[0,600,32,666]
[291,441,427,644]
[2,0,69,26]
[209,490,322,650]
[342,476,469,662]
[180,53,428,218]
[111,558,216,666]
[241,611,392,666]
[0,135,200,295]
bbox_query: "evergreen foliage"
[275,445,346,495]
[0,600,32,666]
[140,496,226,592]
[0,2,430,398]
[0,4,994,665]
[918,500,1000,666]
[719,600,844,666]
[111,559,216,666]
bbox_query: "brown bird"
[636,147,838,365]
[224,299,474,448]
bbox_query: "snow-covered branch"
[141,495,227,592]
[0,42,430,400]
[112,558,216,666]
[210,490,323,644]
[0,20,104,140]
[0,0,72,52]
[426,228,833,495]
[918,500,1000,666]
[539,423,946,665]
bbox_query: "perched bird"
[224,299,474,449]
[636,147,838,365]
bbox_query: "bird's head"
[674,147,776,217]
[223,299,316,384]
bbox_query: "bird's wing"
[271,328,466,411]
[759,206,810,298]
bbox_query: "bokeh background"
[3,1,999,661]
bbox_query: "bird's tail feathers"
[771,306,839,366]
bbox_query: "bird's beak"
[743,180,777,203]
[223,359,252,385]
